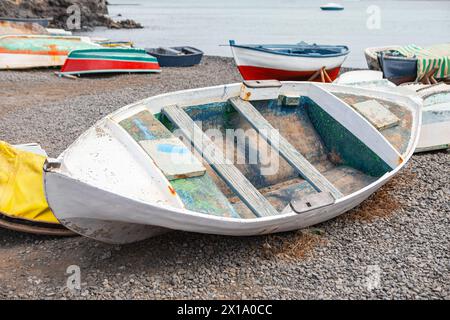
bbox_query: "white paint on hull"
[45,82,421,244]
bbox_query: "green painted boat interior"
[0,36,98,52]
[119,93,412,218]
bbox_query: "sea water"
[86,0,450,68]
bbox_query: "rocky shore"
[0,57,449,299]
[0,0,142,30]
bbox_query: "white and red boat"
[229,40,349,82]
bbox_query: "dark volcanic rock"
[0,0,142,30]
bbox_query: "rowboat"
[0,17,50,27]
[320,3,344,11]
[378,51,418,85]
[335,70,449,152]
[365,45,402,70]
[44,80,421,244]
[0,35,99,69]
[145,46,203,67]
[58,48,161,76]
[229,40,349,82]
[0,20,48,35]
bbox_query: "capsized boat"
[0,35,100,69]
[0,20,49,35]
[145,46,204,67]
[335,70,449,152]
[44,80,421,244]
[320,3,344,11]
[58,48,161,76]
[229,40,349,82]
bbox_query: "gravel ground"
[0,57,449,300]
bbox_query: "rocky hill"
[0,0,142,30]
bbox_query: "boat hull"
[146,46,204,67]
[59,48,161,75]
[59,58,161,75]
[0,35,99,69]
[379,54,418,85]
[230,44,348,81]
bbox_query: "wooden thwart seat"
[229,97,343,200]
[162,105,279,217]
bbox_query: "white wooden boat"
[334,71,450,152]
[0,35,99,70]
[229,40,349,82]
[44,81,421,244]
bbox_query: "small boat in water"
[145,46,204,67]
[44,80,420,244]
[229,40,350,82]
[320,3,344,11]
[0,35,99,69]
[0,17,50,27]
[58,48,161,76]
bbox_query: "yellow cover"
[0,141,59,224]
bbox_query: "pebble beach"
[0,56,449,299]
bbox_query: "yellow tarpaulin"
[0,141,59,224]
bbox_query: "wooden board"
[229,97,343,199]
[139,138,205,180]
[352,99,400,130]
[162,105,279,217]
[119,110,205,180]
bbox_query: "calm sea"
[86,0,450,68]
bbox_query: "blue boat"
[378,51,418,85]
[146,46,203,67]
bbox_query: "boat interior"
[253,45,348,56]
[114,83,413,220]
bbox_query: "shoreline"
[0,56,449,299]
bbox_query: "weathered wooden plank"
[162,105,279,217]
[229,97,343,199]
[119,110,205,180]
[352,99,400,130]
[139,138,205,180]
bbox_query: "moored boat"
[229,40,349,82]
[145,46,204,67]
[320,3,344,11]
[58,48,161,76]
[44,80,421,244]
[0,35,100,69]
